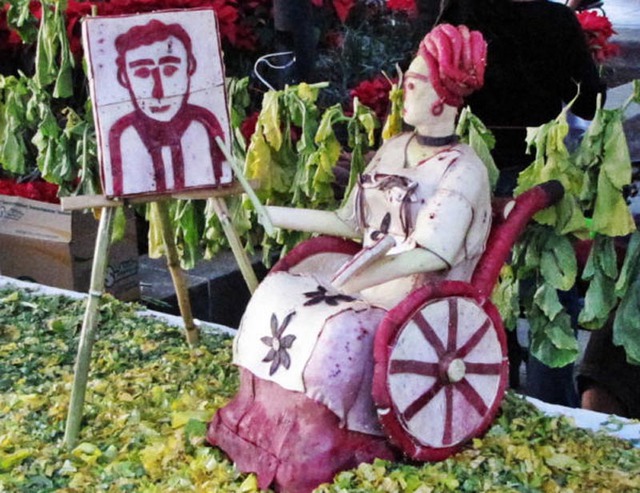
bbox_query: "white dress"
[233,132,492,435]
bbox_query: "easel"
[62,137,273,448]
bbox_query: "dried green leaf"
[613,277,640,365]
[533,283,564,321]
[615,231,640,296]
[539,233,577,290]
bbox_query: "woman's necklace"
[414,133,458,147]
[404,132,458,167]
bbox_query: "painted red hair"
[418,24,487,114]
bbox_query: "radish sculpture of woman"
[208,24,491,493]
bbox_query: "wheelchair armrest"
[270,236,361,274]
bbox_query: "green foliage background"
[494,83,640,368]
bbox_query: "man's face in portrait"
[124,36,190,122]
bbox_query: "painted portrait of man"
[83,9,233,198]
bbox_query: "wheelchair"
[268,180,564,461]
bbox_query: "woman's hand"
[331,236,396,289]
[266,206,359,238]
[332,242,449,295]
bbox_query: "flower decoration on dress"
[357,174,418,239]
[303,285,355,306]
[261,312,297,375]
[576,10,620,63]
[374,212,392,238]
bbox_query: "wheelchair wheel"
[372,281,508,461]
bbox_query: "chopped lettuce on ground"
[1,288,639,492]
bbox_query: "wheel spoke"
[456,378,488,416]
[414,311,446,357]
[402,381,444,421]
[443,385,454,445]
[447,298,458,352]
[465,362,503,375]
[455,319,491,359]
[389,359,439,376]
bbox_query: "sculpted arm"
[263,152,380,239]
[266,205,360,238]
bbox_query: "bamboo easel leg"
[154,200,199,347]
[64,207,113,449]
[209,197,259,293]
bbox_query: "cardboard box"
[0,195,139,300]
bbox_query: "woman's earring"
[431,100,444,116]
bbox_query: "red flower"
[0,179,16,196]
[332,0,356,23]
[4,0,260,59]
[0,5,28,51]
[349,75,396,121]
[233,24,258,51]
[240,111,260,143]
[577,10,615,38]
[21,182,44,201]
[387,0,417,16]
[594,41,621,62]
[209,1,241,45]
[64,2,93,58]
[576,10,620,62]
[0,179,59,203]
[20,181,60,203]
[37,181,60,203]
[35,0,250,59]
[323,29,344,49]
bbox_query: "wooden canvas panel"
[82,8,233,198]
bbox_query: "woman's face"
[402,55,440,127]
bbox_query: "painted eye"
[406,82,415,90]
[133,67,151,79]
[163,65,179,76]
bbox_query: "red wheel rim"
[373,282,508,461]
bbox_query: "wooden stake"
[209,197,259,293]
[154,200,199,346]
[64,206,113,449]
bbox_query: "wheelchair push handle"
[537,180,565,208]
[471,180,565,297]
